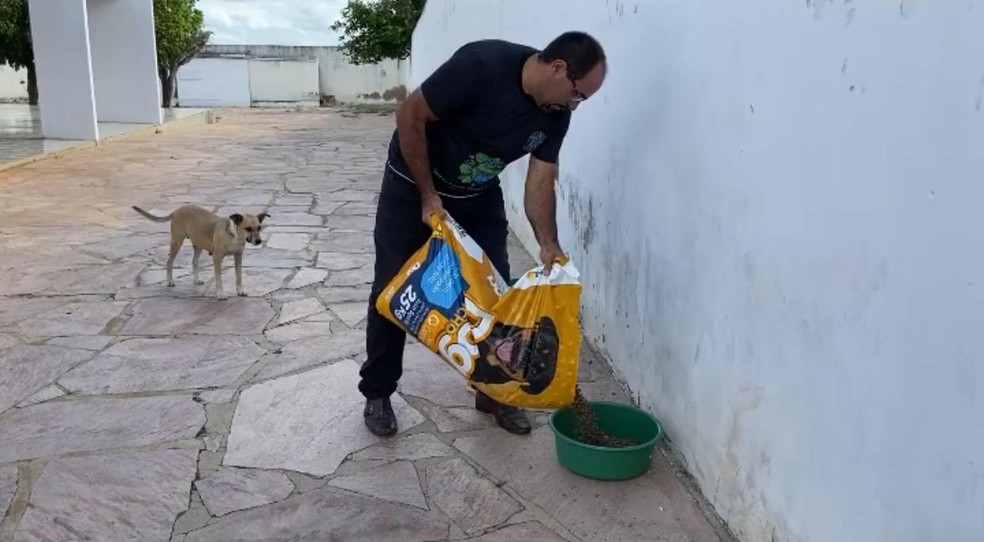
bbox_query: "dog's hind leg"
[192,246,204,285]
[234,253,246,297]
[166,235,184,287]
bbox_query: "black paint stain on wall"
[358,85,408,102]
[564,183,597,253]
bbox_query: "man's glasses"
[569,77,587,103]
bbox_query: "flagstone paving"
[0,108,732,542]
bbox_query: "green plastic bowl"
[548,401,664,481]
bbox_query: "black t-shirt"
[387,39,571,198]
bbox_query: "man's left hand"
[539,242,566,275]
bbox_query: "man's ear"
[550,59,567,76]
[257,212,269,223]
[230,213,244,225]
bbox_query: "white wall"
[86,0,161,124]
[247,58,320,106]
[0,66,27,99]
[412,2,984,542]
[198,44,407,104]
[175,57,320,108]
[176,58,250,108]
[26,0,98,140]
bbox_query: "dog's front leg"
[213,252,226,300]
[234,253,246,297]
[192,246,204,285]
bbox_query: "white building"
[412,2,984,542]
[27,0,161,140]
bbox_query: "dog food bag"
[376,213,583,409]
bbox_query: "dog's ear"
[230,213,244,225]
[257,212,269,223]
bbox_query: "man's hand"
[539,242,566,274]
[421,192,446,225]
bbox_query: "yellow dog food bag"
[376,213,582,409]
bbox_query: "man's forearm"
[396,111,438,198]
[524,164,560,248]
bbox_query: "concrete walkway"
[0,109,731,542]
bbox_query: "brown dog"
[132,204,268,299]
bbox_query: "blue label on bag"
[420,239,465,312]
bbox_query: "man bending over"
[360,31,607,436]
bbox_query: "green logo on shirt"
[459,153,504,186]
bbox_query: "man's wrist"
[413,176,436,196]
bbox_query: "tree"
[0,0,36,105]
[153,0,211,108]
[330,0,425,65]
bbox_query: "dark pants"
[358,166,511,400]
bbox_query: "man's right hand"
[421,192,446,225]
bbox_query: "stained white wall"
[315,47,407,103]
[86,0,161,124]
[176,58,250,108]
[412,2,984,542]
[247,58,320,106]
[26,0,98,140]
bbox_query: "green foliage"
[0,0,31,70]
[153,0,210,72]
[0,0,35,104]
[330,0,425,65]
[153,0,211,107]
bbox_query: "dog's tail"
[133,205,171,222]
[131,205,171,223]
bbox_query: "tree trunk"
[159,68,178,108]
[170,69,179,105]
[26,64,38,106]
[159,70,171,108]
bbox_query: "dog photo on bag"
[471,316,561,395]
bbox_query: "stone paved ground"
[0,108,732,542]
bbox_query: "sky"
[197,0,345,46]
